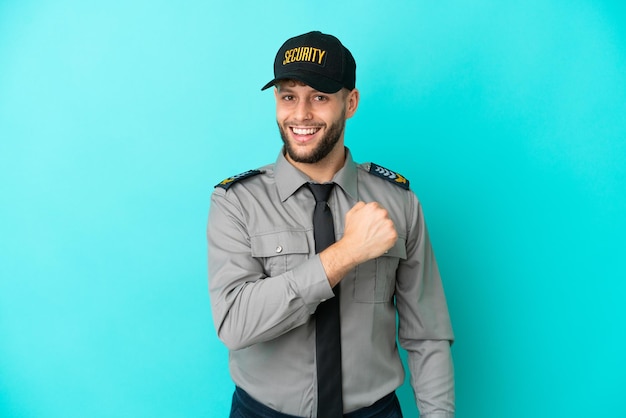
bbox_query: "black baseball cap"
[261,31,356,94]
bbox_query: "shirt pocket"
[250,230,311,277]
[353,237,407,303]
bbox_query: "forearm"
[318,240,359,288]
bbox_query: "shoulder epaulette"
[215,169,263,190]
[367,163,410,190]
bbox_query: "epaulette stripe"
[215,169,263,190]
[368,163,410,190]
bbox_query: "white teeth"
[292,127,319,135]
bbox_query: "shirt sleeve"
[395,193,455,416]
[207,188,335,351]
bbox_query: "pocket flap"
[250,230,310,257]
[383,237,407,259]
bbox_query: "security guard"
[208,31,455,418]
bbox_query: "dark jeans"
[229,386,403,418]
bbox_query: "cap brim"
[261,71,343,94]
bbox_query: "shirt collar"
[275,147,358,202]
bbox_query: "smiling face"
[275,80,359,168]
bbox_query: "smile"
[291,127,321,135]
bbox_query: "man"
[208,31,454,418]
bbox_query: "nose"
[294,99,312,121]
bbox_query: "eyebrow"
[276,86,295,93]
[276,85,325,95]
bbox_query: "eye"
[281,95,295,101]
[313,95,328,102]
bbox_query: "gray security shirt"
[208,148,455,417]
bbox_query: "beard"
[278,111,346,164]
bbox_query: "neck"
[286,146,346,183]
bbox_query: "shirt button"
[276,246,283,253]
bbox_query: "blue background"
[1,1,625,417]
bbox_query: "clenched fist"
[342,201,398,264]
[320,201,398,287]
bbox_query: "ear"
[345,88,360,119]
